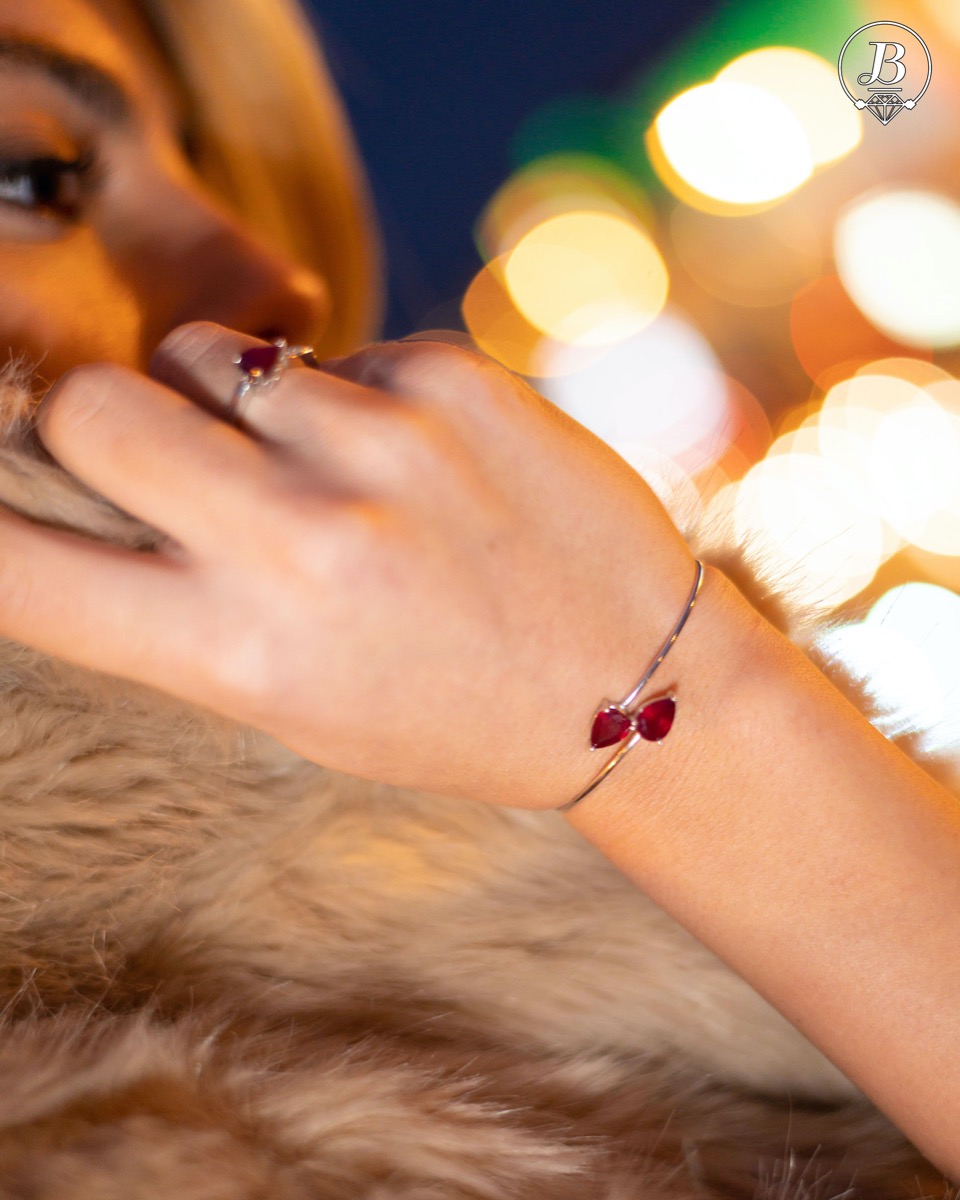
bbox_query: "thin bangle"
[557,559,704,813]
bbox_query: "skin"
[2,0,960,1182]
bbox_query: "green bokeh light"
[511,0,867,191]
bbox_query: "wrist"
[556,566,960,1175]
[558,564,774,836]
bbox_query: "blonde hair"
[141,0,384,356]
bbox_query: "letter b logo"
[839,22,932,125]
[858,41,907,87]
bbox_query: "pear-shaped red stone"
[590,706,633,749]
[636,696,676,742]
[239,344,281,376]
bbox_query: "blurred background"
[307,0,960,776]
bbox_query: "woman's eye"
[0,154,94,218]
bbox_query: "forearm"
[564,566,960,1179]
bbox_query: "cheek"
[0,234,143,384]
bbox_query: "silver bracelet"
[557,559,704,813]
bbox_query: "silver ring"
[226,337,316,424]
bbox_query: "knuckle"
[151,320,225,373]
[386,340,476,391]
[328,339,528,438]
[388,342,528,430]
[330,338,478,394]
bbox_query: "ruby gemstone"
[590,706,633,749]
[635,697,676,742]
[239,344,282,376]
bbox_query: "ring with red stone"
[556,559,704,813]
[225,337,316,425]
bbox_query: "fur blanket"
[0,363,953,1199]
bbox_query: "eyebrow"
[0,37,132,124]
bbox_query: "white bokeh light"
[835,191,960,348]
[817,583,960,754]
[869,404,960,556]
[717,47,861,167]
[653,80,813,206]
[815,622,941,741]
[536,309,732,466]
[732,451,886,610]
[503,211,668,346]
[815,366,960,558]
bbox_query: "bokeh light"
[502,210,669,346]
[730,450,886,609]
[869,395,960,558]
[815,622,942,740]
[475,155,652,264]
[811,362,960,559]
[817,584,960,753]
[920,0,960,49]
[537,308,734,468]
[650,80,813,210]
[672,202,824,308]
[461,254,613,378]
[462,255,557,378]
[717,48,861,167]
[789,276,926,387]
[835,191,960,349]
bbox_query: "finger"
[310,336,525,445]
[37,361,272,552]
[150,321,391,447]
[0,506,203,698]
[150,323,463,499]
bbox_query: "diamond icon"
[865,93,904,124]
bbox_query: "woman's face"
[0,0,330,386]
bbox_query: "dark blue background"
[304,1,717,337]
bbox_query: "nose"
[140,180,332,355]
[171,223,332,348]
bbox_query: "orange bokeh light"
[789,276,931,389]
[461,257,606,378]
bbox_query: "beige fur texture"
[0,361,953,1198]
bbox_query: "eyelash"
[0,152,96,219]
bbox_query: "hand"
[0,322,696,808]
